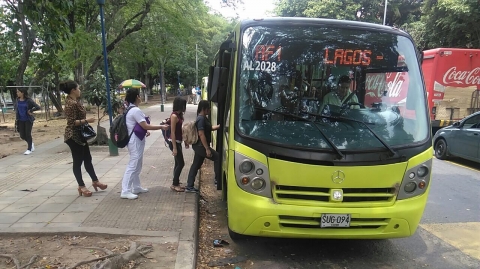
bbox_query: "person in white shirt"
[191,87,197,105]
[121,88,169,200]
[319,75,360,113]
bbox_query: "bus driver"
[319,75,360,113]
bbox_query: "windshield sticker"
[243,60,277,72]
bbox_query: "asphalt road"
[211,158,480,269]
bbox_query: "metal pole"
[383,0,388,25]
[196,44,198,87]
[98,1,118,156]
[159,72,164,112]
[99,4,113,125]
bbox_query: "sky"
[206,0,277,20]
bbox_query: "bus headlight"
[251,177,266,191]
[235,152,271,198]
[417,166,429,178]
[404,182,416,193]
[397,159,432,200]
[239,160,254,174]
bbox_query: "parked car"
[433,111,480,163]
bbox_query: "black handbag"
[78,123,96,141]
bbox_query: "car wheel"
[435,139,448,160]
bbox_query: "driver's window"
[463,115,480,129]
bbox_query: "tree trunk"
[15,1,36,87]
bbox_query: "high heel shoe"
[92,181,108,192]
[78,186,92,197]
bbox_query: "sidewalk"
[0,103,200,269]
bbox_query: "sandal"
[170,185,185,192]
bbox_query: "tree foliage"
[0,0,236,107]
[274,0,479,50]
[420,0,480,49]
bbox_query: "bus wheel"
[228,227,247,241]
[434,139,448,160]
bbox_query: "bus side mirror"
[208,66,228,103]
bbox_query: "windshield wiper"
[306,112,397,157]
[254,107,344,159]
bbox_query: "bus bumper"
[228,188,429,239]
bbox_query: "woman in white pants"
[121,88,169,200]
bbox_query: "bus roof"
[239,17,405,34]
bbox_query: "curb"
[0,227,178,242]
[174,172,201,269]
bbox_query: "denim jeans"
[168,141,185,186]
[186,144,220,188]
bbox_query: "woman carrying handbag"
[61,80,107,197]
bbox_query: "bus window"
[237,25,428,150]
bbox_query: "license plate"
[320,214,351,228]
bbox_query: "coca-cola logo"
[365,73,406,98]
[442,67,480,85]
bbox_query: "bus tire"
[434,139,448,160]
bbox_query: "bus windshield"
[237,24,429,151]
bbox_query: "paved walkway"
[0,102,200,269]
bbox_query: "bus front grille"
[274,185,396,204]
[278,215,390,229]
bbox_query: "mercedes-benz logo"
[332,170,345,184]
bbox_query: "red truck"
[363,48,479,133]
[422,48,480,132]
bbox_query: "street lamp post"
[195,44,198,87]
[97,0,118,156]
[159,76,165,112]
[383,0,388,25]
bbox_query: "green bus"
[206,17,432,240]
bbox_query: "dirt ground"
[197,162,255,269]
[0,110,67,158]
[0,97,164,159]
[0,234,177,269]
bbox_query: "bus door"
[207,37,236,191]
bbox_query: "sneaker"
[120,192,138,199]
[31,143,35,152]
[23,150,32,155]
[185,187,199,193]
[132,187,149,194]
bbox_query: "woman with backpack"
[168,97,188,192]
[14,88,41,155]
[121,88,170,200]
[61,80,107,197]
[185,100,221,193]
